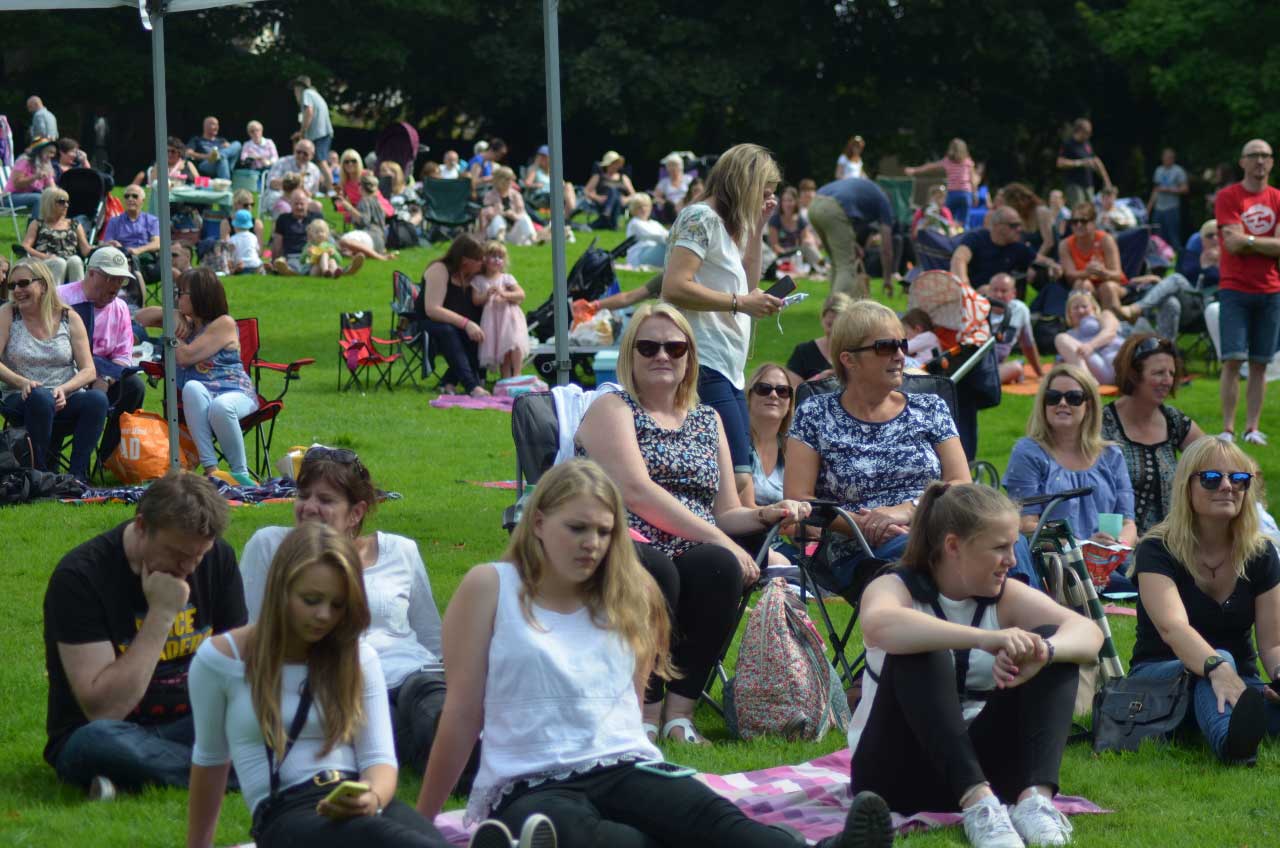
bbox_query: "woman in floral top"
[576,303,809,745]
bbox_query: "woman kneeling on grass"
[851,483,1103,848]
[416,459,894,848]
[1127,437,1280,765]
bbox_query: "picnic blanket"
[1002,362,1118,396]
[430,394,515,412]
[63,477,402,507]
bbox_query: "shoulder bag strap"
[929,598,992,699]
[264,678,312,800]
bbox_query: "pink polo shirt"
[56,282,133,365]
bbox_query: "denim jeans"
[54,717,195,790]
[945,190,971,229]
[311,135,333,165]
[1132,272,1194,340]
[195,141,243,180]
[696,367,750,472]
[1128,649,1280,761]
[1218,288,1280,362]
[7,191,42,217]
[422,319,483,391]
[1151,206,1181,247]
[181,381,256,474]
[1,386,109,481]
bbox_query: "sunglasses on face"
[54,198,68,206]
[1044,389,1087,407]
[751,382,792,399]
[9,277,36,288]
[1195,470,1252,492]
[1070,218,1091,226]
[124,194,143,200]
[634,339,689,359]
[847,338,909,356]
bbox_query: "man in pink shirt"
[57,247,146,463]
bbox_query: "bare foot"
[470,386,491,398]
[345,254,366,276]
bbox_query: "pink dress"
[472,273,530,370]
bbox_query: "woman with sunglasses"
[575,303,810,744]
[1054,291,1124,386]
[1101,333,1206,535]
[21,187,91,284]
[1058,201,1124,294]
[786,300,969,562]
[1126,437,1280,765]
[1005,364,1137,557]
[239,447,469,787]
[745,364,795,507]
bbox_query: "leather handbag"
[1091,672,1191,753]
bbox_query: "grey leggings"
[1131,272,1195,340]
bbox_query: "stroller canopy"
[375,121,420,178]
[908,270,992,347]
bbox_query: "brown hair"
[902,308,934,332]
[136,469,229,538]
[181,267,229,323]
[440,233,485,277]
[900,483,1019,579]
[297,451,378,535]
[1113,333,1182,397]
[798,178,817,192]
[747,362,795,462]
[999,182,1043,222]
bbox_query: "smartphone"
[320,780,369,806]
[634,760,697,778]
[764,275,796,299]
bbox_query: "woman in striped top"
[905,138,978,229]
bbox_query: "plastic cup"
[1097,512,1124,539]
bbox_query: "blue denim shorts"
[1218,288,1280,362]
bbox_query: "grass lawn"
[0,207,1277,847]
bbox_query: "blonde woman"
[623,193,669,267]
[662,143,785,495]
[1004,364,1137,555]
[186,523,458,848]
[1128,437,1280,764]
[904,138,978,225]
[481,166,536,245]
[21,187,91,284]
[1054,290,1124,385]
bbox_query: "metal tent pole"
[543,0,570,385]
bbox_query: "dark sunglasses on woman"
[751,382,792,399]
[1044,389,1087,407]
[8,276,35,289]
[1195,470,1252,492]
[634,339,689,359]
[847,338,909,356]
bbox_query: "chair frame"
[338,311,401,393]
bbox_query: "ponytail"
[900,483,1019,577]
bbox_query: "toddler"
[903,308,941,364]
[228,209,263,274]
[302,218,342,278]
[470,241,530,378]
[911,185,958,238]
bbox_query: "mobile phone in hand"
[321,780,369,806]
[764,275,796,299]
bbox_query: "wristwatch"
[1203,655,1226,678]
[1247,234,1256,250]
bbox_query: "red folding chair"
[339,311,401,392]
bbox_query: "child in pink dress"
[470,241,530,378]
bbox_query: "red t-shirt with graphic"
[1215,182,1280,294]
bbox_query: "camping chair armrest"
[139,360,164,380]
[802,500,875,560]
[370,335,400,348]
[1018,487,1095,551]
[254,357,316,377]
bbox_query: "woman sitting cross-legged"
[186,523,462,848]
[21,187,91,284]
[415,458,893,848]
[851,482,1103,848]
[1127,437,1280,765]
[574,303,811,744]
[1054,291,1124,387]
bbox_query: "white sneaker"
[1009,793,1073,846]
[1218,431,1235,443]
[518,813,558,848]
[88,775,116,802]
[963,795,1024,848]
[1244,429,1268,446]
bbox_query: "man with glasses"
[950,207,1052,288]
[102,187,161,282]
[262,138,329,214]
[1215,138,1280,445]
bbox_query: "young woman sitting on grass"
[851,483,1104,848]
[415,458,894,848]
[1127,436,1280,765]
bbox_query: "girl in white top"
[416,459,894,848]
[662,143,786,496]
[851,483,1103,848]
[836,135,865,180]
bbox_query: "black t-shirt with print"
[42,522,246,765]
[1131,537,1280,669]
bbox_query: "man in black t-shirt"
[950,207,1042,288]
[1056,118,1113,208]
[269,187,323,275]
[43,471,245,796]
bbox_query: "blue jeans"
[311,135,333,165]
[181,381,256,475]
[422,319,483,391]
[696,366,750,473]
[195,141,243,180]
[1218,288,1280,363]
[7,191,42,217]
[1128,650,1280,761]
[54,717,194,790]
[1,386,109,481]
[945,190,970,229]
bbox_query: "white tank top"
[466,562,661,822]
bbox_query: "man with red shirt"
[1215,138,1280,445]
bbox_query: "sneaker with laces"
[88,775,116,802]
[518,813,558,848]
[469,819,515,848]
[1244,429,1268,446]
[1009,793,1073,846]
[963,795,1024,848]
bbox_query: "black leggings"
[636,542,744,703]
[256,782,449,848]
[851,632,1078,813]
[388,671,480,790]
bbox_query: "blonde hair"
[829,300,902,386]
[245,523,371,758]
[483,239,508,260]
[9,258,64,336]
[1199,219,1218,240]
[381,161,406,195]
[1027,363,1108,464]
[503,459,676,681]
[39,186,69,222]
[701,143,781,244]
[492,165,516,189]
[821,292,856,321]
[946,138,970,162]
[232,188,254,209]
[616,303,700,414]
[306,218,331,242]
[747,362,795,461]
[627,192,653,216]
[1064,291,1100,328]
[1144,438,1267,580]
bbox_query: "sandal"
[642,722,659,744]
[661,717,708,745]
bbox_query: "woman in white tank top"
[416,459,894,848]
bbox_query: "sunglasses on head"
[305,445,365,468]
[1195,470,1252,492]
[751,382,792,399]
[1132,336,1175,363]
[634,339,689,359]
[847,338,909,356]
[1044,389,1087,406]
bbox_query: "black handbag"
[1091,672,1191,753]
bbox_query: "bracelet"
[731,293,738,315]
[1044,640,1055,665]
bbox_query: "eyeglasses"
[751,382,792,399]
[9,277,36,288]
[1243,152,1273,161]
[1044,389,1087,407]
[846,338,909,356]
[124,194,143,200]
[1132,336,1176,363]
[634,339,689,359]
[998,220,1022,229]
[1070,218,1092,226]
[54,198,68,206]
[1195,470,1253,492]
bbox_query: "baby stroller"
[58,167,112,240]
[526,236,635,342]
[375,121,420,179]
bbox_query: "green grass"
[0,209,1277,846]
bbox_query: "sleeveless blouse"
[1065,233,1126,284]
[467,562,659,822]
[176,323,257,401]
[33,221,80,259]
[1,306,76,401]
[1100,403,1192,535]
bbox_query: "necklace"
[1199,557,1228,579]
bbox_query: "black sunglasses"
[9,277,36,288]
[634,339,689,359]
[847,338,909,356]
[751,382,792,399]
[1132,336,1176,363]
[1195,470,1252,492]
[54,198,69,206]
[305,446,362,465]
[1044,389,1087,407]
[1070,218,1091,225]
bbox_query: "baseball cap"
[537,144,550,157]
[87,246,132,278]
[233,209,254,230]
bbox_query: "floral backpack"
[725,578,851,741]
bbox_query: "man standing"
[1148,147,1188,247]
[290,75,333,164]
[1056,118,1112,209]
[808,176,895,299]
[1215,137,1280,445]
[186,117,242,182]
[27,95,57,141]
[57,247,147,464]
[43,471,245,797]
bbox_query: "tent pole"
[149,6,180,467]
[543,0,569,386]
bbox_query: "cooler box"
[593,349,619,386]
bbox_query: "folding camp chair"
[339,311,400,393]
[422,178,479,238]
[0,161,32,242]
[1115,226,1151,280]
[505,391,561,531]
[389,271,432,388]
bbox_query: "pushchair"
[526,235,635,342]
[375,121,420,179]
[58,167,112,240]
